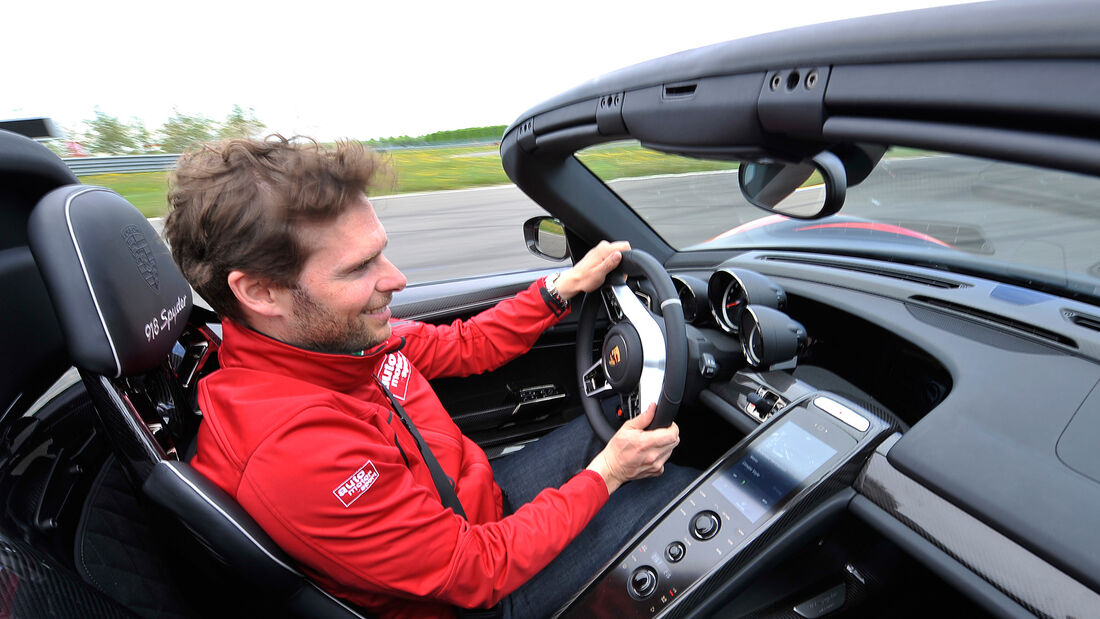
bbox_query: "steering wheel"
[575,249,688,442]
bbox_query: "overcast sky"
[7,0,977,141]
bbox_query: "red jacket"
[191,280,608,618]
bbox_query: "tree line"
[364,125,506,148]
[64,105,267,156]
[59,107,506,157]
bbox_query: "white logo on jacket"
[333,461,380,507]
[376,352,412,400]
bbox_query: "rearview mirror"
[522,216,570,261]
[738,150,846,219]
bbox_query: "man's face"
[283,195,406,353]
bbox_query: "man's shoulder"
[196,367,392,466]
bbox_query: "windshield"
[576,142,1100,303]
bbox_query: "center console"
[557,392,892,618]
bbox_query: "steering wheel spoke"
[600,287,625,323]
[582,359,613,398]
[621,389,641,420]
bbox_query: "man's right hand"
[586,404,680,494]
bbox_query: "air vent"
[758,255,965,288]
[911,295,1077,348]
[1064,309,1100,333]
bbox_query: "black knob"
[629,566,659,599]
[665,541,685,563]
[691,511,721,540]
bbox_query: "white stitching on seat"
[63,187,123,378]
[157,461,301,574]
[157,462,368,617]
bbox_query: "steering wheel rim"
[575,249,688,442]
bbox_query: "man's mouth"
[364,298,392,316]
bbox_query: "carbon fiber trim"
[0,532,133,618]
[855,450,1100,617]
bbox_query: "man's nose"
[378,255,407,292]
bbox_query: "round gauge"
[708,268,787,334]
[671,277,698,323]
[742,319,765,366]
[739,305,808,368]
[719,279,747,332]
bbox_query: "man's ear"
[227,270,290,319]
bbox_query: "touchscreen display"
[712,419,838,523]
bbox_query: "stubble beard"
[289,287,390,354]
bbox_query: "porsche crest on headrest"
[122,224,159,292]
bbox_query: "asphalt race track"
[372,186,557,284]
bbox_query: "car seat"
[27,184,369,619]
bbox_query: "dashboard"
[586,248,1100,617]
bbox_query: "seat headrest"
[28,185,193,377]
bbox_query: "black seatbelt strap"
[374,378,468,520]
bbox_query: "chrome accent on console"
[792,583,846,618]
[813,396,869,431]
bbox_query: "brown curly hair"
[164,135,385,321]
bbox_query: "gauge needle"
[726,301,741,308]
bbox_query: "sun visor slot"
[663,82,697,99]
[596,92,627,136]
[757,66,830,139]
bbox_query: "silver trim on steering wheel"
[610,283,666,416]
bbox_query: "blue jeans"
[491,415,699,618]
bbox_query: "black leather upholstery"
[28,186,369,619]
[144,461,364,619]
[0,130,74,417]
[28,185,192,377]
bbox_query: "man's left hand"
[554,240,631,300]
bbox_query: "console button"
[691,511,721,540]
[665,541,685,563]
[629,566,659,599]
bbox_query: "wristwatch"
[543,274,570,315]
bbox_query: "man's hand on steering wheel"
[552,240,631,301]
[553,240,686,494]
[574,246,689,445]
[586,403,680,495]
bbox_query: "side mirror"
[738,150,847,219]
[522,216,570,261]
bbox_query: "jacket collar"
[217,319,404,395]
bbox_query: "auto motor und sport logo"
[333,461,380,508]
[376,352,412,400]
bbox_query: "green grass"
[79,171,172,217]
[79,141,744,218]
[575,142,739,179]
[372,145,510,196]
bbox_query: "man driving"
[164,136,695,618]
